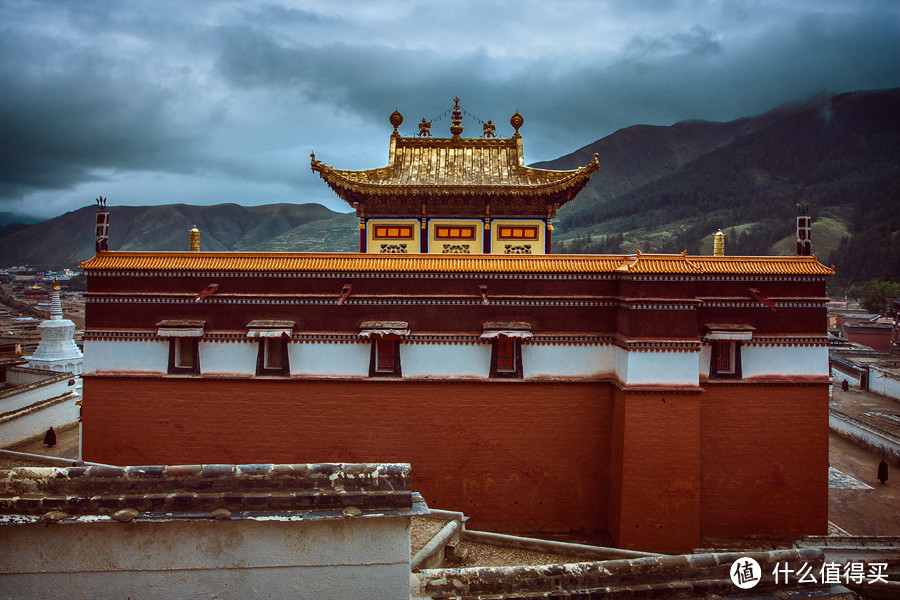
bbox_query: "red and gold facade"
[310,102,599,255]
[80,250,833,553]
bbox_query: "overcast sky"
[1,0,897,220]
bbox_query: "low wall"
[869,365,900,401]
[0,391,80,448]
[830,410,900,466]
[0,463,420,600]
[0,368,74,414]
[411,548,828,599]
[1,515,410,600]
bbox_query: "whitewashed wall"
[869,365,900,400]
[0,391,79,447]
[200,341,257,375]
[84,340,168,374]
[403,343,490,378]
[619,348,700,386]
[0,515,411,600]
[741,345,827,378]
[82,338,829,385]
[291,342,370,377]
[523,344,617,379]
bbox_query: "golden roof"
[311,136,599,217]
[81,251,834,276]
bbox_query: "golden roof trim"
[81,251,835,276]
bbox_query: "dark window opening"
[168,338,200,375]
[256,337,290,376]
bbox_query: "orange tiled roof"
[81,251,834,276]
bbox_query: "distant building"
[80,101,833,553]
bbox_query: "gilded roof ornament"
[417,118,432,137]
[390,109,403,134]
[481,120,497,138]
[510,111,524,137]
[449,97,463,138]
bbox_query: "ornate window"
[435,225,476,240]
[482,322,530,379]
[157,320,204,375]
[373,225,414,239]
[360,321,408,377]
[705,324,752,380]
[498,226,538,240]
[247,320,293,376]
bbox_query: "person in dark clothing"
[877,459,889,485]
[43,427,56,448]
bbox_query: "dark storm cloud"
[0,9,214,199]
[0,1,897,219]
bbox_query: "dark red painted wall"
[698,382,829,540]
[82,375,829,552]
[82,377,614,538]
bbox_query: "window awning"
[246,320,295,338]
[481,321,533,339]
[358,321,409,339]
[156,320,205,337]
[704,324,755,341]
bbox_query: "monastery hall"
[79,100,833,553]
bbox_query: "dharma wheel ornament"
[510,111,524,137]
[390,109,403,134]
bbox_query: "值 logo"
[730,557,761,589]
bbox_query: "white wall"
[742,345,828,378]
[0,515,411,600]
[200,340,257,375]
[403,343,490,378]
[0,374,73,415]
[292,342,370,377]
[0,391,79,447]
[868,365,900,400]
[84,340,168,374]
[523,344,617,379]
[619,348,700,386]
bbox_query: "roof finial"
[713,229,725,256]
[450,97,463,138]
[190,225,200,252]
[510,111,524,138]
[390,109,403,135]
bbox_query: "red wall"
[699,382,829,540]
[82,377,614,537]
[82,376,828,552]
[610,389,702,553]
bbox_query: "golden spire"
[450,97,463,138]
[713,229,725,256]
[190,226,200,252]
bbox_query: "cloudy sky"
[1,0,897,220]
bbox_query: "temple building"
[311,99,598,256]
[79,100,833,553]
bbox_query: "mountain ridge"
[2,88,897,289]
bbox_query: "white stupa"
[28,279,84,375]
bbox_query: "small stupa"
[27,279,84,376]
